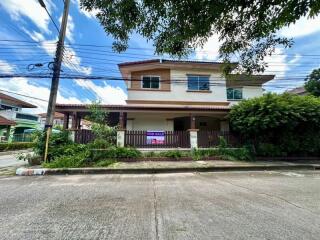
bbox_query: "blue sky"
[0,0,320,113]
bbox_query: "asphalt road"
[0,171,319,240]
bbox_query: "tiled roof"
[0,92,37,108]
[0,116,16,126]
[56,103,230,112]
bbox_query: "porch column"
[188,114,198,148]
[117,112,126,147]
[71,112,77,129]
[63,113,69,130]
[76,115,81,130]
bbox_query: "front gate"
[125,130,190,148]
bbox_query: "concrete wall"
[127,113,225,131]
[126,113,174,131]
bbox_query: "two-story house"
[56,59,274,148]
[0,92,40,142]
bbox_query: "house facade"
[56,59,274,148]
[0,93,39,142]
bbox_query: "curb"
[16,164,317,176]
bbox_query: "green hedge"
[230,93,320,156]
[0,142,35,152]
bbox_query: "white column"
[117,130,125,147]
[189,130,198,149]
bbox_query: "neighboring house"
[38,112,65,128]
[0,93,39,142]
[287,86,307,95]
[56,59,274,148]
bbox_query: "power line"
[37,0,60,33]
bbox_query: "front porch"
[56,103,238,149]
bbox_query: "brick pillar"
[117,112,126,147]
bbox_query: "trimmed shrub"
[0,142,34,152]
[230,93,320,156]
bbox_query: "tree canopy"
[80,0,319,73]
[305,68,320,96]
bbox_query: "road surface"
[0,171,319,240]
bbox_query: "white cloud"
[75,80,127,105]
[0,60,86,113]
[194,34,221,60]
[63,47,92,75]
[0,0,55,33]
[280,16,320,38]
[0,60,15,74]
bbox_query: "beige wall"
[130,69,171,91]
[127,68,227,103]
[127,113,226,131]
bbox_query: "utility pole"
[43,0,70,162]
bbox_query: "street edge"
[16,165,318,176]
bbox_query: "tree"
[229,93,320,156]
[80,0,319,73]
[85,102,117,146]
[305,68,320,96]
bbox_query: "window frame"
[187,74,210,91]
[141,75,161,89]
[227,87,243,100]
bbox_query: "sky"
[0,0,320,114]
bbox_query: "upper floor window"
[227,88,243,100]
[142,76,160,89]
[187,75,210,91]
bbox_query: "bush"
[230,93,320,156]
[161,150,184,159]
[94,159,117,167]
[0,142,34,151]
[191,147,253,161]
[33,130,72,161]
[42,150,89,168]
[91,147,142,161]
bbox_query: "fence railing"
[74,129,96,144]
[197,131,241,148]
[125,130,190,148]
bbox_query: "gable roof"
[0,92,37,108]
[287,86,307,95]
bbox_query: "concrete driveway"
[0,171,319,240]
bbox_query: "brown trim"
[126,100,229,106]
[128,89,171,92]
[186,90,212,93]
